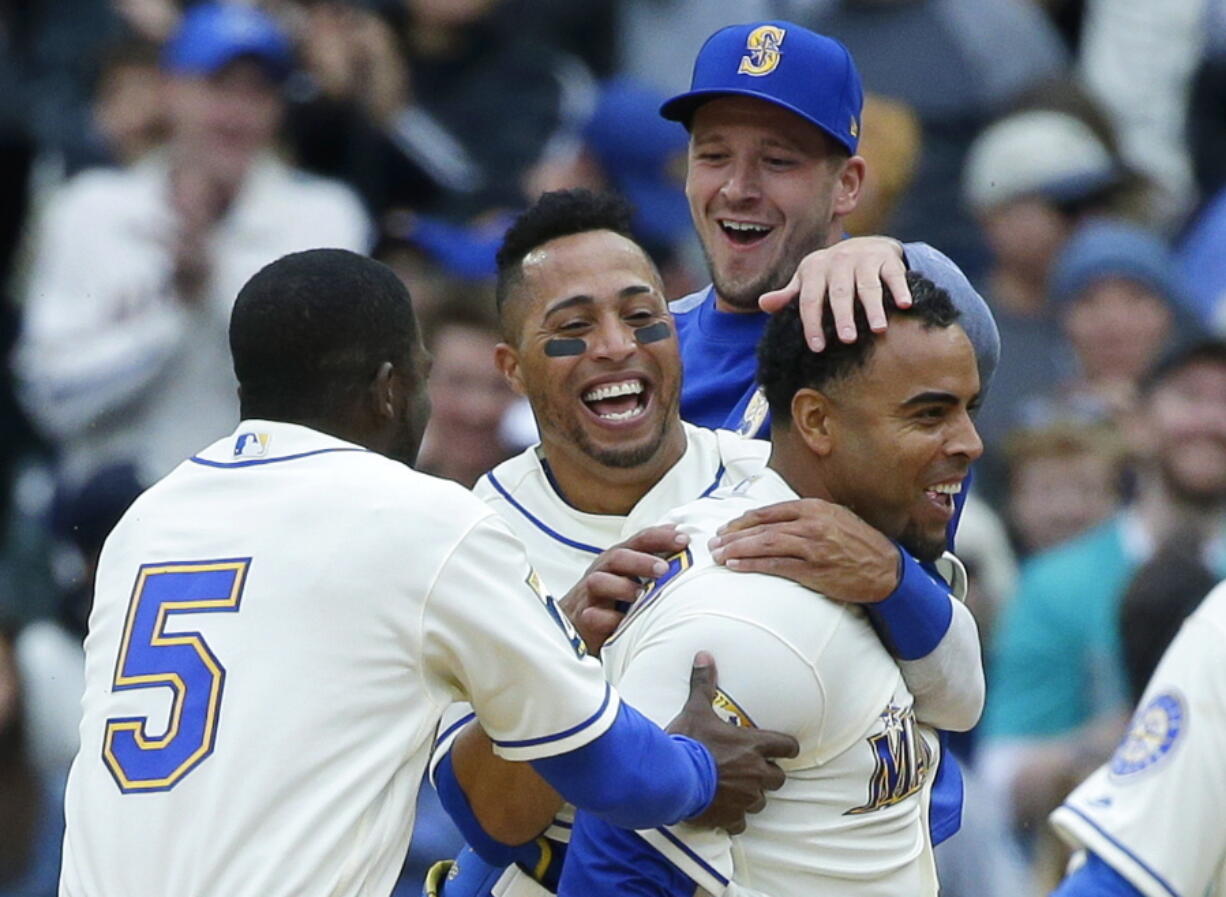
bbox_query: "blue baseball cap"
[162,3,294,82]
[660,21,863,154]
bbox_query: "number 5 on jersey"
[103,559,250,793]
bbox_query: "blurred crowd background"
[1,0,1226,895]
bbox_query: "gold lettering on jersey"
[845,703,932,815]
[711,688,756,728]
[738,25,786,77]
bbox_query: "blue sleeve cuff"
[559,812,698,897]
[530,702,716,829]
[1050,853,1147,897]
[865,546,954,661]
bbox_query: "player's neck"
[539,425,688,516]
[765,428,837,504]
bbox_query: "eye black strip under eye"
[635,321,672,345]
[544,337,587,357]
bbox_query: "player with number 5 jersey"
[60,249,797,897]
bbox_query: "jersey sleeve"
[1049,608,1226,897]
[565,579,823,895]
[420,515,619,762]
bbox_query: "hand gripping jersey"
[60,421,617,897]
[430,423,770,897]
[1050,578,1226,897]
[568,469,941,897]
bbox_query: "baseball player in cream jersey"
[60,250,797,897]
[560,265,983,894]
[1048,576,1226,897]
[427,193,983,897]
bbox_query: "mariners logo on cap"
[1109,690,1185,778]
[738,25,786,77]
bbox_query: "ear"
[494,342,527,397]
[369,361,397,421]
[790,388,836,457]
[832,155,866,218]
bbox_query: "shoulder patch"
[1109,690,1186,779]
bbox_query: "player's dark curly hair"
[495,189,637,330]
[758,271,960,423]
[230,248,419,421]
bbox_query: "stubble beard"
[898,522,947,565]
[702,217,833,312]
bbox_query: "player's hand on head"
[709,499,899,603]
[559,525,689,655]
[668,652,797,834]
[758,236,912,351]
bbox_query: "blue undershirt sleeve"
[529,701,716,830]
[1050,853,1147,897]
[865,545,955,661]
[559,812,697,897]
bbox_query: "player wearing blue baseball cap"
[656,15,998,880]
[660,20,996,441]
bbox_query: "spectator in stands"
[1117,537,1219,703]
[981,340,1226,848]
[290,0,593,223]
[1005,422,1126,557]
[15,3,370,487]
[415,300,521,488]
[962,107,1129,500]
[805,0,1068,277]
[1021,218,1200,433]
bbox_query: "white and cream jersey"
[472,422,770,597]
[1051,578,1226,897]
[426,425,768,895]
[591,469,940,897]
[60,421,616,897]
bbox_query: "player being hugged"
[561,271,984,896]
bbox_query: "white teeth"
[928,482,962,495]
[721,221,771,233]
[599,406,646,422]
[583,380,644,403]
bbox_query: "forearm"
[449,720,564,844]
[898,600,985,731]
[529,702,715,830]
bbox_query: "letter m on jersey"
[845,703,933,815]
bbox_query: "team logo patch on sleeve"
[1109,691,1185,779]
[525,568,587,659]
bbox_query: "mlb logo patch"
[233,432,270,458]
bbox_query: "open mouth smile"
[581,377,651,424]
[718,219,774,248]
[923,480,963,518]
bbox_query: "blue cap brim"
[660,87,855,154]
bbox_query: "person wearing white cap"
[960,107,1132,499]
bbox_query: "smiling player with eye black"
[424,190,985,897]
